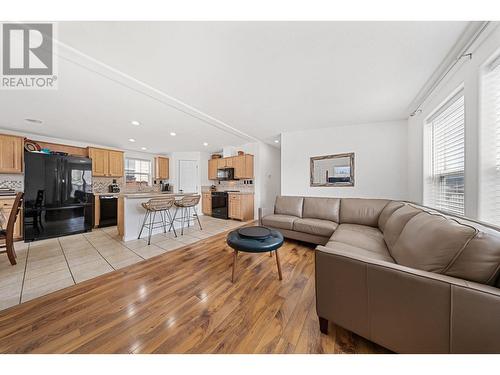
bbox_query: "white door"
[178,160,198,194]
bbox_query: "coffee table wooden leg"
[269,251,272,257]
[275,249,282,280]
[232,250,238,282]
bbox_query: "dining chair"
[0,192,24,265]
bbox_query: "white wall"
[258,142,281,211]
[407,23,500,219]
[221,141,281,218]
[281,121,408,200]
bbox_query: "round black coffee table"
[226,226,284,282]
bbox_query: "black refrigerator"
[23,151,94,242]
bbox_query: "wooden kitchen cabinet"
[155,156,169,180]
[108,150,124,177]
[217,158,226,169]
[88,147,124,177]
[208,154,254,180]
[0,198,22,240]
[233,155,254,179]
[0,134,23,174]
[202,192,212,215]
[228,193,254,221]
[208,159,218,180]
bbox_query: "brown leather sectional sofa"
[260,196,500,353]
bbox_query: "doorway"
[178,160,199,194]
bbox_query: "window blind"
[424,91,465,216]
[479,57,500,226]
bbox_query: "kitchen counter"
[120,192,195,199]
[117,192,198,241]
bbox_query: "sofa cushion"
[339,198,389,227]
[383,204,422,249]
[293,218,338,237]
[302,197,340,222]
[390,212,477,273]
[274,196,304,218]
[378,201,405,232]
[330,224,389,254]
[445,231,500,285]
[322,240,395,263]
[262,214,298,230]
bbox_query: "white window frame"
[125,158,152,186]
[479,52,500,226]
[423,88,466,216]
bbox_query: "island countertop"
[120,192,197,199]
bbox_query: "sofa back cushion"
[339,198,389,227]
[274,196,304,217]
[383,204,422,248]
[303,197,340,222]
[444,231,500,285]
[390,212,476,274]
[378,201,405,232]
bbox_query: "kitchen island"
[117,192,197,242]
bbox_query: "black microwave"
[217,167,235,180]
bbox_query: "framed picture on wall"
[310,152,355,187]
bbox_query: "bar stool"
[173,195,202,235]
[138,197,177,245]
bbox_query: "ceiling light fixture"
[203,142,208,146]
[170,132,176,136]
[141,147,147,150]
[274,140,280,144]
[25,118,43,124]
[131,120,140,126]
[128,138,136,142]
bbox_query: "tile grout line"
[99,228,146,261]
[58,238,76,285]
[18,242,31,305]
[82,233,117,271]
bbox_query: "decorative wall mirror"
[310,153,355,187]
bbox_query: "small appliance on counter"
[108,179,120,193]
[160,181,171,192]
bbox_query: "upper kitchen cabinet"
[234,154,254,179]
[88,147,124,177]
[155,156,169,180]
[208,154,254,180]
[108,150,124,177]
[0,134,23,174]
[208,159,218,180]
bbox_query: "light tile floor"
[0,216,246,311]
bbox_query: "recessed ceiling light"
[141,147,147,150]
[25,118,43,124]
[203,142,208,146]
[274,140,280,144]
[128,138,136,142]
[170,132,176,136]
[131,120,140,126]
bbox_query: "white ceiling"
[0,21,469,153]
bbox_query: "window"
[125,158,151,186]
[479,55,500,226]
[424,90,465,216]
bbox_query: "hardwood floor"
[0,230,389,354]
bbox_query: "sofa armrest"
[258,207,274,225]
[315,245,500,353]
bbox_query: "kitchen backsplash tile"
[92,177,161,194]
[203,179,255,193]
[0,174,23,191]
